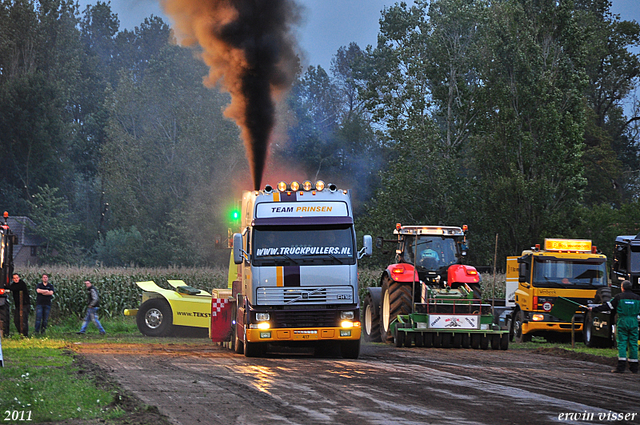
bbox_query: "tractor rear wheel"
[362,293,381,342]
[380,277,412,343]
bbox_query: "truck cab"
[225,180,372,358]
[507,239,607,342]
[611,234,640,293]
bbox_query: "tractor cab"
[392,225,468,286]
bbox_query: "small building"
[8,216,46,266]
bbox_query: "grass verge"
[0,337,123,423]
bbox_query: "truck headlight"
[257,322,270,330]
[532,314,544,321]
[341,311,355,320]
[256,312,270,321]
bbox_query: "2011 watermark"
[3,410,32,421]
[559,411,638,422]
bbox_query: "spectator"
[8,273,30,336]
[35,274,54,334]
[77,280,106,335]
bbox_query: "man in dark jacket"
[9,273,30,336]
[590,280,640,373]
[35,274,54,334]
[77,280,106,335]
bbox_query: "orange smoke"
[162,0,300,190]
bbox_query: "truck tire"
[380,277,412,343]
[513,310,531,343]
[340,340,360,359]
[594,287,612,304]
[137,299,173,337]
[244,341,265,357]
[583,310,612,348]
[362,293,381,342]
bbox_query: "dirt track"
[72,341,640,425]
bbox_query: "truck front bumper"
[246,324,361,343]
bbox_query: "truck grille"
[256,286,354,305]
[270,309,339,328]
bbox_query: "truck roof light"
[277,181,287,192]
[264,185,273,193]
[462,224,468,232]
[315,180,325,191]
[328,183,337,192]
[290,181,300,191]
[302,180,313,191]
[396,223,402,230]
[3,212,7,218]
[535,244,541,251]
[592,246,597,254]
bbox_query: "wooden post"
[571,315,576,348]
[19,292,24,335]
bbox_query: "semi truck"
[210,180,372,358]
[582,232,640,347]
[507,238,608,342]
[362,224,508,349]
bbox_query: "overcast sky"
[77,0,640,70]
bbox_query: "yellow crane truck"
[506,238,608,342]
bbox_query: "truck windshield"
[532,259,607,288]
[252,225,356,266]
[630,246,640,273]
[403,236,459,270]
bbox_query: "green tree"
[101,43,243,265]
[27,184,80,262]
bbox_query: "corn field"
[14,266,229,321]
[9,266,507,324]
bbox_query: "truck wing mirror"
[359,235,373,259]
[232,233,245,264]
[518,262,528,283]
